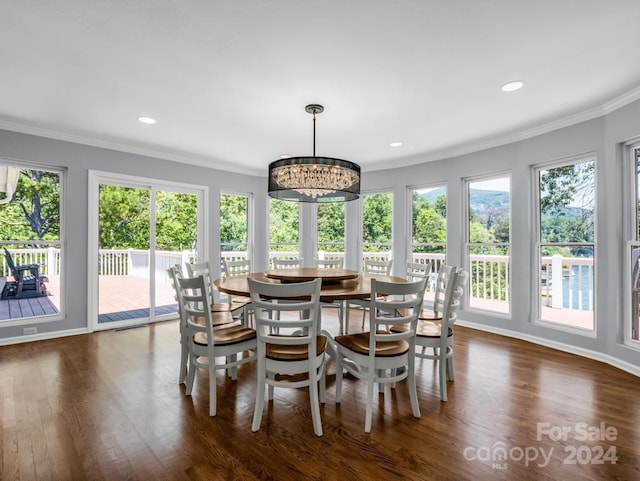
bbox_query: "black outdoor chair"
[3,248,45,296]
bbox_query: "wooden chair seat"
[335,332,409,357]
[266,335,327,361]
[334,277,427,432]
[193,323,256,346]
[390,320,452,337]
[418,309,443,321]
[194,311,234,326]
[416,321,452,338]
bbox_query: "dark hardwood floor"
[1,311,639,481]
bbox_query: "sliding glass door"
[89,172,205,330]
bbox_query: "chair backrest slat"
[222,258,251,277]
[249,278,321,346]
[314,258,344,269]
[370,277,427,346]
[272,258,303,269]
[364,258,393,275]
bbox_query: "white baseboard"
[0,328,89,346]
[457,319,640,378]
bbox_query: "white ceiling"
[2,1,640,176]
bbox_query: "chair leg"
[267,372,275,400]
[209,363,217,416]
[252,357,266,432]
[319,362,326,404]
[439,354,448,402]
[335,352,343,403]
[408,359,421,418]
[446,351,454,381]
[185,353,197,396]
[309,370,323,437]
[365,377,375,433]
[179,336,188,384]
[228,353,238,380]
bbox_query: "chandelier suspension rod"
[312,110,316,157]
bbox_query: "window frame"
[624,139,640,347]
[360,189,394,265]
[463,172,512,315]
[532,153,596,335]
[406,182,447,272]
[220,190,253,264]
[268,197,301,262]
[0,159,66,327]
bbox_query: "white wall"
[362,102,640,373]
[0,129,262,339]
[2,97,640,375]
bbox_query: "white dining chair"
[167,265,236,385]
[248,277,326,436]
[221,257,253,326]
[332,277,427,432]
[175,274,256,415]
[411,268,468,402]
[272,257,303,269]
[346,258,393,332]
[186,260,251,323]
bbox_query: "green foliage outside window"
[0,168,60,241]
[220,194,248,251]
[362,193,392,252]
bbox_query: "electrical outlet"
[22,327,37,335]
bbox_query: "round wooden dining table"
[214,268,407,302]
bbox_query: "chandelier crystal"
[268,104,360,202]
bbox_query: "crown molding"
[3,86,640,176]
[0,120,264,176]
[366,86,640,172]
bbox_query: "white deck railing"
[1,248,594,312]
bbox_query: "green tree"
[156,191,197,251]
[318,202,344,252]
[269,199,299,250]
[98,186,150,249]
[220,194,248,251]
[0,168,60,241]
[363,193,392,250]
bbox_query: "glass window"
[410,185,447,273]
[362,192,393,262]
[269,198,300,262]
[220,193,250,264]
[629,144,640,341]
[467,176,511,313]
[536,158,595,330]
[0,164,63,322]
[317,202,344,262]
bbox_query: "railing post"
[47,247,55,276]
[181,250,190,271]
[127,248,133,276]
[552,254,563,308]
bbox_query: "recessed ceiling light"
[389,141,403,147]
[501,81,524,92]
[137,116,157,124]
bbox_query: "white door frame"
[88,170,208,331]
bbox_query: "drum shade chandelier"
[268,104,360,202]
